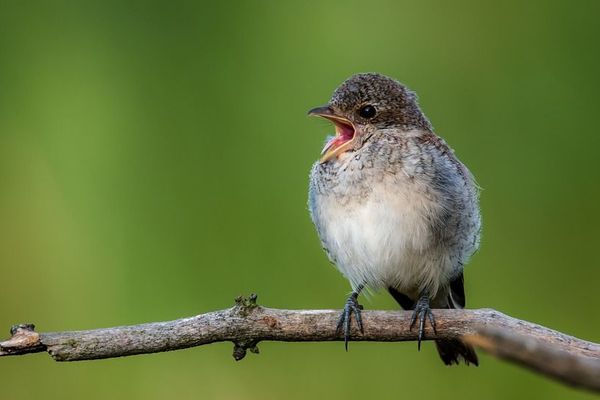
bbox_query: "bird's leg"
[410,292,437,351]
[336,284,364,351]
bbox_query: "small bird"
[308,73,480,365]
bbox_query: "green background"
[1,1,599,399]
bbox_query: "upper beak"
[307,106,335,117]
[308,105,357,163]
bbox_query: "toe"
[354,307,364,333]
[427,309,437,333]
[410,310,418,330]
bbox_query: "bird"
[307,73,481,365]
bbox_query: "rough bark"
[1,296,599,393]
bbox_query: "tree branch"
[1,295,599,393]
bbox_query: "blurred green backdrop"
[1,1,599,399]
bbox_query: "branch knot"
[233,293,259,317]
[232,339,260,361]
[1,323,44,356]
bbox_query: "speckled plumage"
[308,73,481,365]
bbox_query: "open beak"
[308,106,357,163]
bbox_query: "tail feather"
[438,272,479,366]
[435,339,479,366]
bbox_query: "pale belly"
[312,181,454,297]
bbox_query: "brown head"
[309,73,431,163]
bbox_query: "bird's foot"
[336,291,364,351]
[410,295,437,351]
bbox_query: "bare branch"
[1,295,599,393]
[464,328,600,392]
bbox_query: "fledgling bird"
[308,73,481,365]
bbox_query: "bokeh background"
[1,1,599,399]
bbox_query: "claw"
[336,291,364,351]
[410,294,436,351]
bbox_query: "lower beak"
[308,106,357,163]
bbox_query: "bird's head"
[308,73,431,163]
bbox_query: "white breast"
[313,175,454,297]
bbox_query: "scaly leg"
[336,285,364,351]
[410,292,437,350]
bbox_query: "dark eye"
[358,105,376,119]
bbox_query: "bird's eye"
[358,105,376,119]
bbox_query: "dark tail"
[435,338,478,366]
[439,272,479,366]
[388,274,479,366]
